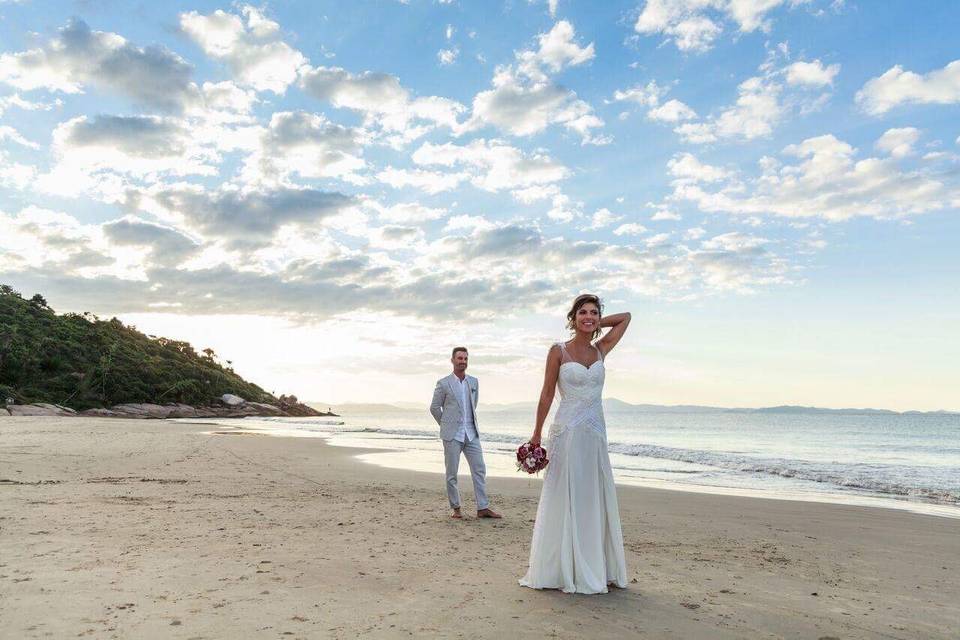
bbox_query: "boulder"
[246,402,284,416]
[109,403,177,419]
[223,405,261,417]
[3,398,300,419]
[220,394,246,407]
[33,403,77,414]
[279,401,325,417]
[80,408,119,417]
[7,404,74,416]
[166,403,203,418]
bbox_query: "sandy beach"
[1,417,958,639]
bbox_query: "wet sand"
[1,416,958,639]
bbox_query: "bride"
[519,293,631,594]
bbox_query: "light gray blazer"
[429,374,479,441]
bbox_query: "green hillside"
[0,284,275,410]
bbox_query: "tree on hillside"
[0,284,277,409]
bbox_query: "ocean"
[182,404,960,518]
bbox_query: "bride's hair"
[566,293,603,340]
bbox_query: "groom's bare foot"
[477,508,502,519]
[451,508,463,519]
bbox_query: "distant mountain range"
[308,399,959,416]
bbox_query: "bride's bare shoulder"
[546,342,566,365]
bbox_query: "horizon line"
[305,398,960,415]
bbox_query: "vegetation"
[0,284,276,410]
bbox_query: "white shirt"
[453,375,477,443]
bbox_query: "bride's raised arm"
[529,344,561,447]
[596,312,631,357]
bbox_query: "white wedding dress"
[519,342,628,594]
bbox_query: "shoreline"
[193,419,960,520]
[3,416,958,638]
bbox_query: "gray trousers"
[442,437,489,510]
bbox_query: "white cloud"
[2,203,799,324]
[240,111,367,186]
[529,0,560,17]
[875,127,920,159]
[648,98,698,122]
[469,70,604,141]
[438,47,459,65]
[0,3,871,323]
[673,122,716,144]
[644,232,672,247]
[684,226,706,239]
[611,80,670,107]
[0,125,38,149]
[135,184,355,249]
[674,53,836,144]
[671,15,722,52]
[586,208,622,230]
[611,80,697,123]
[195,81,258,121]
[689,231,784,292]
[547,193,581,222]
[465,21,605,144]
[920,151,957,163]
[376,167,468,194]
[300,65,466,143]
[303,66,405,111]
[613,222,647,236]
[856,60,960,115]
[443,214,496,232]
[0,18,197,112]
[411,139,569,193]
[667,152,729,183]
[367,201,447,224]
[785,59,840,86]
[651,208,682,221]
[0,93,61,118]
[0,206,156,279]
[0,150,37,190]
[677,74,782,143]
[670,134,960,221]
[517,20,594,79]
[701,231,767,251]
[34,115,221,201]
[369,225,426,250]
[512,184,561,203]
[634,0,808,53]
[102,217,201,267]
[180,6,306,93]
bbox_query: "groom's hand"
[429,381,445,425]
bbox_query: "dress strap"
[593,343,604,362]
[556,341,572,364]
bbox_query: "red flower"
[515,442,549,474]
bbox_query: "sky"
[0,1,958,411]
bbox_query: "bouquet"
[516,442,548,474]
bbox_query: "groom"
[429,347,501,520]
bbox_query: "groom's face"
[452,351,468,373]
